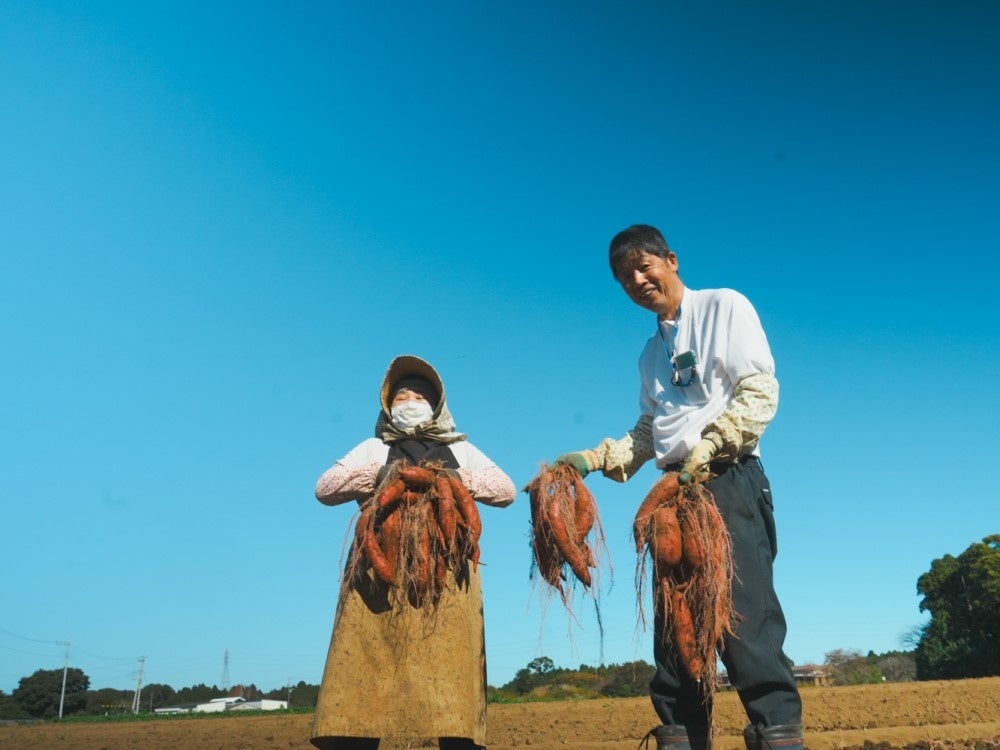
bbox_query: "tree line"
[490,535,1000,699]
[0,673,321,720]
[487,648,921,703]
[3,535,997,719]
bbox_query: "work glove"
[552,452,593,478]
[678,438,718,485]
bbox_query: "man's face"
[614,251,681,317]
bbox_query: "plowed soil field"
[2,677,999,750]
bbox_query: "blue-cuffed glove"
[552,452,592,478]
[678,438,718,484]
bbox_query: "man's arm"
[558,413,655,482]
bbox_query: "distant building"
[154,696,288,715]
[229,699,288,711]
[154,704,197,715]
[718,664,830,689]
[195,696,245,713]
[790,664,831,686]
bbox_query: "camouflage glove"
[678,438,718,485]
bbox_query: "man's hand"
[678,438,718,484]
[552,452,592,478]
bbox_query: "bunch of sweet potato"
[633,471,734,685]
[355,463,481,605]
[525,463,600,598]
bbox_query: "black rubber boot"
[685,723,711,750]
[438,739,484,750]
[743,723,803,750]
[642,724,690,750]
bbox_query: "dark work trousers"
[649,457,802,733]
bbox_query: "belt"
[662,454,759,476]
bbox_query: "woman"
[311,354,516,750]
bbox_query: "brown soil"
[2,677,999,750]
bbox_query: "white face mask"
[390,400,434,430]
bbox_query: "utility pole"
[132,656,146,714]
[57,641,70,720]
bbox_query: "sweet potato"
[379,509,402,578]
[653,505,683,575]
[433,475,458,552]
[375,478,407,509]
[397,465,436,489]
[548,496,591,587]
[679,508,706,568]
[363,525,396,587]
[449,474,482,564]
[634,472,680,552]
[572,474,596,545]
[412,510,433,599]
[671,587,703,680]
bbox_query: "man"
[553,225,803,750]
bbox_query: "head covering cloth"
[374,355,466,445]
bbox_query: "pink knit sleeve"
[457,465,516,508]
[315,461,381,506]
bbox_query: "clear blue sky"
[2,1,998,695]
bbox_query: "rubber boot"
[642,724,690,750]
[439,739,484,750]
[685,723,711,750]
[743,723,803,750]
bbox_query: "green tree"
[85,687,132,715]
[142,683,176,710]
[12,668,90,718]
[173,683,224,704]
[824,649,882,685]
[915,534,1000,679]
[505,656,558,695]
[264,680,318,708]
[599,661,656,697]
[0,689,29,720]
[872,651,916,682]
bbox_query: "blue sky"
[2,1,998,695]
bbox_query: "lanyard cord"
[658,307,698,387]
[658,307,680,364]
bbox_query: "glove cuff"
[702,432,725,455]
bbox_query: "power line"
[0,626,64,645]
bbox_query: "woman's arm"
[314,438,388,506]
[453,442,516,507]
[315,462,381,506]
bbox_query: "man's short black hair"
[609,224,672,278]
